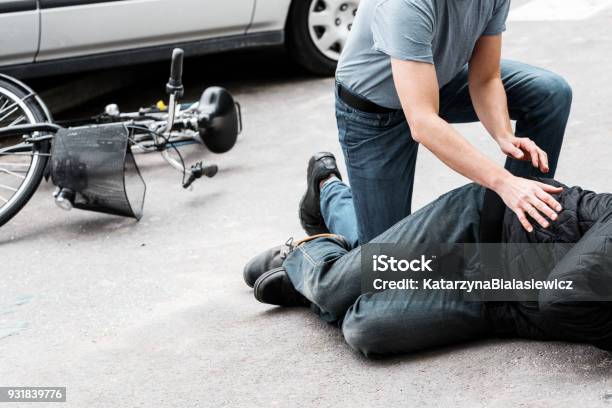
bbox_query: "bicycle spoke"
[0,162,31,167]
[0,98,17,117]
[0,167,26,179]
[0,194,7,203]
[0,106,18,123]
[0,183,17,192]
[8,115,26,127]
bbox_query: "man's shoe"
[243,239,295,288]
[254,267,310,307]
[244,235,349,288]
[299,152,342,236]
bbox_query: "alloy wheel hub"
[308,0,359,61]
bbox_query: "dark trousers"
[285,184,491,357]
[336,60,572,244]
[285,184,612,356]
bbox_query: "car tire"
[286,0,358,76]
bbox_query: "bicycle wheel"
[0,77,52,228]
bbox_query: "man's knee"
[342,311,384,358]
[341,302,413,358]
[548,73,573,107]
[535,71,573,111]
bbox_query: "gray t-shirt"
[336,0,511,109]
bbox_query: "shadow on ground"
[28,47,318,121]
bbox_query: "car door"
[37,0,255,61]
[0,0,39,66]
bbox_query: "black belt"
[337,84,397,114]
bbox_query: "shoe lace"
[280,237,295,260]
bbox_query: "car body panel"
[37,0,256,61]
[248,0,292,32]
[0,1,39,66]
[0,0,302,78]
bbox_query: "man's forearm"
[469,76,514,142]
[411,114,510,190]
[391,56,563,234]
[469,75,551,171]
[467,34,513,143]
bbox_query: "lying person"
[244,153,612,357]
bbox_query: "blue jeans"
[287,183,612,356]
[336,60,572,245]
[285,184,491,356]
[320,178,360,248]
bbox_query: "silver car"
[0,0,359,78]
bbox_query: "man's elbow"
[407,115,436,144]
[409,127,424,144]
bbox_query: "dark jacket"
[485,179,612,350]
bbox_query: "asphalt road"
[2,2,612,407]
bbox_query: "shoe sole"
[243,258,257,288]
[253,267,285,304]
[299,152,337,236]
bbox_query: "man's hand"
[495,176,563,232]
[497,135,550,174]
[467,35,558,231]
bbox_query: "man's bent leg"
[336,91,418,244]
[440,60,571,178]
[342,286,490,357]
[283,235,358,323]
[503,60,571,178]
[339,185,490,357]
[284,183,486,324]
[320,179,359,249]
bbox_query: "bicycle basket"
[50,123,146,220]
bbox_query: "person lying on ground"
[243,153,612,357]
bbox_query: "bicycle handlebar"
[166,48,185,98]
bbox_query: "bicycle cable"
[126,124,189,185]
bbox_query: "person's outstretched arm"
[391,58,562,233]
[469,35,550,173]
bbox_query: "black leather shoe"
[299,152,342,236]
[254,267,310,307]
[243,239,295,288]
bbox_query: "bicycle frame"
[0,50,197,175]
[0,106,190,174]
[0,47,240,226]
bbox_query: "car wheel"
[287,0,359,76]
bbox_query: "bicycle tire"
[0,78,52,228]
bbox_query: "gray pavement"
[2,3,612,407]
